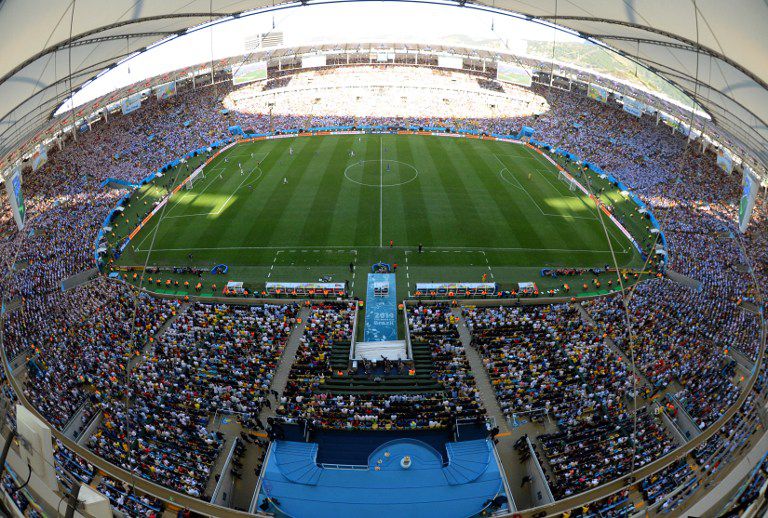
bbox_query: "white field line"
[404,249,496,281]
[494,156,599,222]
[163,161,229,217]
[482,250,495,280]
[160,168,261,221]
[162,149,273,220]
[532,166,600,221]
[495,152,635,248]
[211,148,274,215]
[379,136,384,247]
[133,152,270,248]
[136,244,631,254]
[525,148,634,247]
[404,251,410,296]
[266,248,359,294]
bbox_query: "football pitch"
[113,134,648,299]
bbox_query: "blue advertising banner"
[363,273,398,342]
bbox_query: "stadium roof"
[1,0,767,176]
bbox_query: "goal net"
[557,170,576,191]
[185,170,204,190]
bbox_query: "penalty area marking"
[163,160,230,217]
[405,249,494,280]
[162,165,265,220]
[132,165,264,250]
[498,164,594,220]
[496,154,623,233]
[134,244,631,255]
[343,159,419,187]
[268,249,359,295]
[164,147,272,218]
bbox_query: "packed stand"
[537,408,676,498]
[0,62,760,507]
[277,302,485,429]
[583,281,741,429]
[88,302,297,497]
[97,475,165,517]
[463,304,636,424]
[4,279,179,429]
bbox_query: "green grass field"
[110,134,650,299]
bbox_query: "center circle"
[343,160,419,187]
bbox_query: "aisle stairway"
[229,307,310,510]
[451,307,529,509]
[443,440,492,485]
[274,442,323,485]
[320,339,442,394]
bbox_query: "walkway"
[128,301,190,371]
[230,306,310,510]
[686,431,768,517]
[574,303,663,399]
[263,306,311,411]
[452,308,533,510]
[63,302,190,443]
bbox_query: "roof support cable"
[210,0,217,100]
[549,0,558,92]
[623,0,704,484]
[67,1,77,142]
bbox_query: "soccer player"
[289,146,293,156]
[418,243,423,253]
[283,177,288,184]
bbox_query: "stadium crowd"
[4,279,179,428]
[277,302,484,429]
[463,303,679,498]
[463,304,636,424]
[87,301,297,496]
[582,281,742,429]
[0,63,763,510]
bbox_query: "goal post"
[184,169,204,190]
[555,169,577,192]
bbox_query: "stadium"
[0,1,765,517]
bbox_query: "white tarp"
[355,340,408,361]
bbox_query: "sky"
[59,0,583,113]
